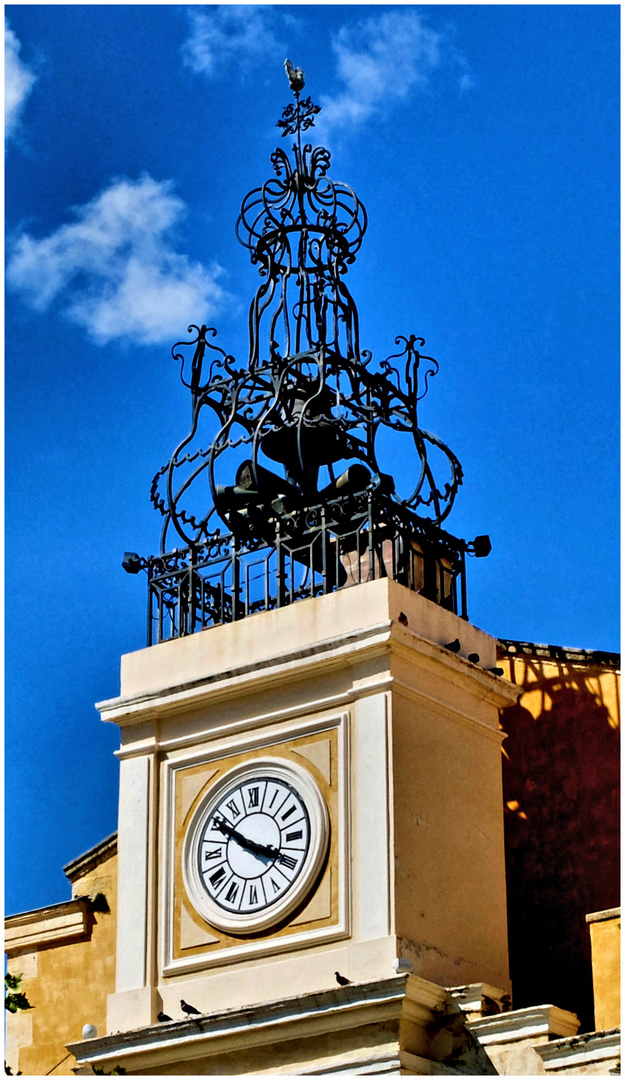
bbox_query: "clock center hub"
[227,813,281,878]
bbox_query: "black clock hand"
[213,814,239,841]
[213,814,278,860]
[243,836,280,859]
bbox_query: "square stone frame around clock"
[160,711,350,977]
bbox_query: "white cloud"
[182,6,282,79]
[5,19,37,141]
[6,175,229,346]
[318,10,472,136]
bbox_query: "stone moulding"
[96,617,519,736]
[585,907,621,924]
[5,898,91,954]
[63,833,118,884]
[533,1028,621,1071]
[467,1004,580,1045]
[67,974,447,1074]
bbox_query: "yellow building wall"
[499,649,620,1031]
[390,660,510,993]
[7,852,117,1076]
[588,909,621,1031]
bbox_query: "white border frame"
[160,710,350,976]
[182,758,329,933]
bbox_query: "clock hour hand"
[213,814,278,860]
[242,836,280,859]
[212,813,239,841]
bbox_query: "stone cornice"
[63,833,117,883]
[586,906,620,924]
[98,616,519,735]
[5,898,91,955]
[498,639,620,670]
[67,974,446,1073]
[391,677,507,744]
[533,1027,621,1070]
[468,1004,579,1045]
[389,627,521,710]
[97,621,392,727]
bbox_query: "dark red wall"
[499,651,620,1032]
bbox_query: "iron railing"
[144,494,468,645]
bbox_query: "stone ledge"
[63,833,117,883]
[534,1027,620,1071]
[67,974,447,1073]
[586,907,621,924]
[468,1005,579,1045]
[99,579,514,729]
[5,899,91,954]
[97,620,393,726]
[448,982,507,1020]
[99,617,518,734]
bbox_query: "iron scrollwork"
[140,66,475,641]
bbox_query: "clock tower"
[81,67,520,1074]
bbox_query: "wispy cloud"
[182,6,283,79]
[6,175,229,346]
[318,10,473,136]
[5,19,37,141]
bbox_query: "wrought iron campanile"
[126,65,491,644]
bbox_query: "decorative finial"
[284,58,305,93]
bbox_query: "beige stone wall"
[587,909,620,1031]
[6,852,117,1076]
[391,665,510,992]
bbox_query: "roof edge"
[63,832,118,883]
[498,639,620,669]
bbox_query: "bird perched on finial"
[284,59,305,92]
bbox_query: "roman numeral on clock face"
[225,881,238,903]
[209,866,226,887]
[196,772,318,920]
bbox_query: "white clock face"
[200,776,310,914]
[184,760,329,933]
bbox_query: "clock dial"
[183,760,329,933]
[199,776,310,914]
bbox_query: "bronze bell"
[261,384,346,470]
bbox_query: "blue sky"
[5,5,619,915]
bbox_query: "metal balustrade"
[143,495,468,645]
